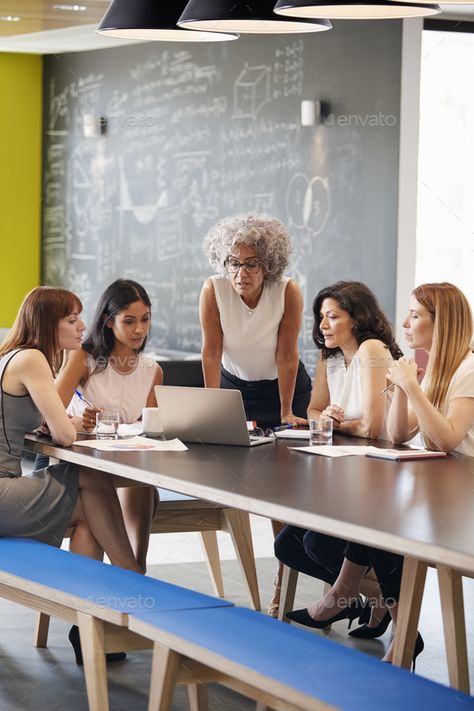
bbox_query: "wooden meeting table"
[24,432,474,692]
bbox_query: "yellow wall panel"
[0,53,42,327]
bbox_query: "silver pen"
[380,383,395,396]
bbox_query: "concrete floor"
[0,515,473,710]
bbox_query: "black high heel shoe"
[349,609,392,639]
[384,632,424,672]
[68,625,127,666]
[286,598,364,630]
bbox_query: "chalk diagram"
[234,65,271,120]
[286,173,331,236]
[118,156,169,225]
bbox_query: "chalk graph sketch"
[234,65,271,119]
[285,173,331,236]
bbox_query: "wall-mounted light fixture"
[96,0,239,42]
[274,0,440,20]
[83,114,107,138]
[301,100,331,126]
[178,0,332,33]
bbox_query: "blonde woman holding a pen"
[286,282,474,670]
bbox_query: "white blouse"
[211,275,289,382]
[326,347,392,440]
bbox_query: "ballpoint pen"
[380,383,395,396]
[74,388,94,408]
[272,424,297,432]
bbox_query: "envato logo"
[323,112,397,128]
[83,114,156,129]
[88,594,156,610]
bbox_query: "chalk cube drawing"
[234,65,271,119]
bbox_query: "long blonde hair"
[0,287,82,374]
[413,282,473,449]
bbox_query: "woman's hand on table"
[34,422,50,436]
[320,405,344,429]
[82,406,102,432]
[281,412,308,426]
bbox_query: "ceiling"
[0,0,473,54]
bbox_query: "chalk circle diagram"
[286,173,331,235]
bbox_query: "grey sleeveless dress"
[0,350,79,546]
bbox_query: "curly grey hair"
[203,214,292,282]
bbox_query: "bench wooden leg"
[200,531,225,598]
[437,564,470,693]
[148,644,181,711]
[392,557,427,669]
[77,612,109,711]
[278,566,298,622]
[33,611,50,648]
[187,682,209,711]
[223,509,261,611]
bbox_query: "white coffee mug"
[142,407,162,436]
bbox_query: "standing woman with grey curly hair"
[200,214,312,617]
[200,214,311,428]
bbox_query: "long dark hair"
[312,281,402,360]
[82,279,151,373]
[0,287,82,374]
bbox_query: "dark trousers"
[221,361,312,429]
[345,542,403,603]
[275,525,404,603]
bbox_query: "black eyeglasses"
[252,427,276,439]
[224,257,262,274]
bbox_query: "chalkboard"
[42,22,402,369]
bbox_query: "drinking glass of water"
[309,418,333,446]
[96,412,120,440]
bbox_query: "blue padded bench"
[0,538,233,711]
[129,605,474,711]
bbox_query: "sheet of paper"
[74,436,187,452]
[275,429,310,440]
[290,445,374,457]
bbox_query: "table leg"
[437,564,470,693]
[392,557,427,669]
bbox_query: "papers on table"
[274,429,310,440]
[290,444,447,459]
[74,436,188,452]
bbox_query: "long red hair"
[0,287,82,374]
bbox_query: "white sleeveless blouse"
[326,349,392,440]
[211,275,289,382]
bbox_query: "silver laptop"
[154,385,274,447]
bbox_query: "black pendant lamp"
[96,0,239,41]
[274,0,441,19]
[178,0,332,33]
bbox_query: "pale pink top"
[67,353,158,424]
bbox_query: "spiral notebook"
[365,448,447,461]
